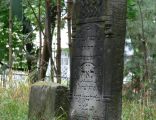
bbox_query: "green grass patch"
[122,99,156,120]
[0,84,156,120]
[0,84,29,120]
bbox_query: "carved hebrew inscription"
[73,24,104,57]
[71,62,105,119]
[70,23,107,119]
[79,0,103,19]
[70,0,127,119]
[70,1,115,119]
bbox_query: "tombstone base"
[28,81,69,120]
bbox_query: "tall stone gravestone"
[12,0,22,20]
[69,0,127,120]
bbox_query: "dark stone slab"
[69,0,127,120]
[28,81,69,120]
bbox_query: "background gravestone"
[69,0,127,120]
[12,0,22,20]
[28,82,69,120]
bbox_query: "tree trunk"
[56,0,61,83]
[50,5,57,82]
[40,0,52,80]
[38,0,42,80]
[69,0,127,119]
[138,1,149,82]
[67,0,72,59]
[9,0,13,82]
[67,0,72,86]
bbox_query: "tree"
[0,0,65,83]
[124,0,156,102]
[0,0,29,70]
[126,0,156,88]
[56,0,62,83]
[8,0,13,81]
[40,0,53,80]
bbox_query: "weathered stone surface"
[69,0,127,120]
[28,81,69,120]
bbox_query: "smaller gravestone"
[28,81,69,120]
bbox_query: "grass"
[0,84,29,120]
[0,84,156,120]
[122,98,156,120]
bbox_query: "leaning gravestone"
[28,81,69,120]
[69,0,127,120]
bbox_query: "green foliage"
[0,0,9,62]
[1,84,156,120]
[0,0,28,69]
[125,0,156,82]
[122,99,156,120]
[0,85,29,120]
[124,2,156,118]
[127,0,137,20]
[23,0,65,29]
[0,0,66,70]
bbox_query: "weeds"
[122,98,156,120]
[0,84,29,120]
[0,84,156,120]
